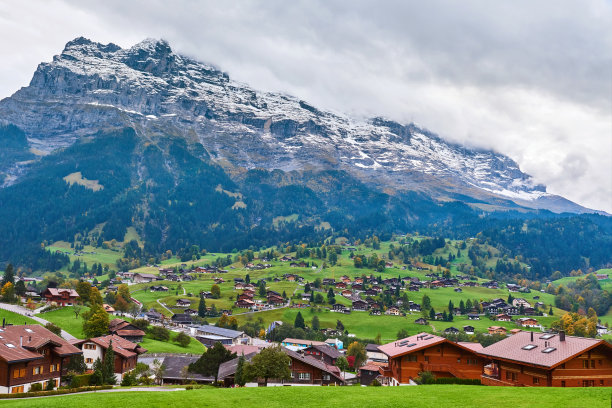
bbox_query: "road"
[0,302,76,340]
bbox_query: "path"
[156,298,173,315]
[0,302,76,340]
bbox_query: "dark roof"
[283,348,344,383]
[365,343,381,352]
[0,325,81,363]
[479,331,610,369]
[193,325,245,339]
[162,355,214,382]
[307,344,343,359]
[218,352,257,380]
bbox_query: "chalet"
[284,348,345,385]
[359,363,383,386]
[301,293,312,301]
[378,333,485,385]
[234,283,245,290]
[385,307,401,316]
[176,299,192,307]
[510,329,523,335]
[341,290,353,298]
[366,343,388,363]
[0,325,81,394]
[184,308,197,315]
[24,286,40,299]
[331,304,349,313]
[467,314,480,320]
[444,327,460,335]
[496,314,512,322]
[488,326,508,335]
[267,295,285,306]
[480,331,612,387]
[235,299,255,308]
[144,308,163,322]
[516,317,539,328]
[408,302,421,312]
[108,318,145,343]
[352,300,369,311]
[322,278,335,285]
[303,344,343,365]
[217,352,258,386]
[72,334,146,382]
[463,325,475,334]
[596,274,609,280]
[192,325,251,346]
[414,318,428,325]
[454,288,462,293]
[160,355,215,384]
[150,285,169,292]
[512,298,532,308]
[102,304,115,314]
[325,338,343,350]
[335,282,347,289]
[41,288,79,307]
[370,309,381,316]
[171,313,192,326]
[133,273,158,284]
[434,313,444,320]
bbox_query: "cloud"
[0,0,610,212]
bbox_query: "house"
[378,333,485,385]
[133,273,158,284]
[281,338,327,351]
[175,299,192,307]
[72,334,146,382]
[160,355,215,384]
[0,325,82,394]
[414,317,428,325]
[488,326,508,335]
[467,314,480,320]
[144,308,163,322]
[331,304,349,313]
[41,288,79,306]
[102,304,116,314]
[444,327,460,335]
[171,313,192,326]
[267,295,285,306]
[480,330,612,387]
[597,325,608,336]
[217,352,258,386]
[341,290,353,298]
[303,344,343,365]
[516,317,539,328]
[365,343,388,363]
[284,348,345,385]
[108,318,146,343]
[150,285,169,292]
[463,325,475,335]
[512,298,532,309]
[235,299,255,308]
[496,314,512,322]
[352,300,369,311]
[385,307,401,316]
[191,325,251,346]
[325,338,343,350]
[359,363,383,386]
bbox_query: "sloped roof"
[457,342,484,352]
[192,325,245,339]
[478,331,610,369]
[283,348,344,382]
[307,344,343,359]
[43,288,79,297]
[0,325,81,363]
[378,333,446,358]
[162,355,214,382]
[73,334,147,358]
[218,352,257,380]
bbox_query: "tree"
[346,342,367,369]
[175,331,191,347]
[114,295,129,315]
[76,281,92,303]
[152,358,166,385]
[374,333,382,345]
[429,308,436,320]
[89,287,103,306]
[82,304,109,338]
[102,341,117,385]
[311,315,320,331]
[335,356,349,380]
[211,284,221,299]
[14,280,26,297]
[235,353,246,387]
[422,294,432,311]
[1,282,15,303]
[198,297,207,318]
[66,353,87,374]
[45,322,62,336]
[294,311,305,329]
[1,264,15,287]
[150,326,170,341]
[327,288,336,305]
[189,342,236,383]
[73,302,83,319]
[244,345,290,386]
[117,284,131,303]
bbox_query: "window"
[457,358,461,363]
[583,380,594,387]
[33,366,41,375]
[298,372,310,380]
[323,374,330,381]
[591,360,595,368]
[406,355,417,362]
[533,377,540,385]
[583,360,589,369]
[84,344,96,350]
[561,363,565,369]
[13,368,26,378]
[561,381,566,387]
[600,380,605,386]
[290,372,295,378]
[86,358,94,364]
[424,356,429,362]
[11,386,24,394]
[505,371,517,382]
[41,349,48,356]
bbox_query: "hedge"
[424,378,482,385]
[70,373,93,388]
[0,385,113,399]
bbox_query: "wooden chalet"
[41,288,79,306]
[284,348,345,385]
[108,318,145,343]
[0,325,82,394]
[378,333,485,385]
[480,331,612,387]
[303,344,343,365]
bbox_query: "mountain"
[0,37,605,263]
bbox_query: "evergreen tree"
[198,297,207,318]
[294,311,305,329]
[422,294,432,310]
[1,264,15,287]
[102,341,117,385]
[235,353,246,387]
[429,308,436,320]
[312,315,320,331]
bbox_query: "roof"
[360,363,383,372]
[218,352,257,380]
[378,332,482,358]
[73,334,147,358]
[307,344,343,359]
[283,348,344,382]
[478,331,610,369]
[457,342,484,352]
[0,325,81,363]
[43,288,79,297]
[224,344,265,355]
[193,325,245,339]
[161,355,214,382]
[282,338,327,346]
[134,273,157,279]
[116,329,146,337]
[365,343,382,352]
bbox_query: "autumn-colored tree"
[76,281,92,303]
[211,284,221,299]
[114,295,129,315]
[89,287,103,306]
[1,282,15,303]
[118,284,131,302]
[346,342,367,369]
[82,304,109,337]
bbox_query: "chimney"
[530,332,533,342]
[559,331,565,342]
[20,336,22,347]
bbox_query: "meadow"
[0,385,609,408]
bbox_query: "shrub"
[186,385,194,390]
[29,383,43,392]
[150,326,170,341]
[426,377,482,385]
[415,371,435,385]
[46,380,55,391]
[131,319,149,331]
[175,331,191,347]
[45,322,62,336]
[121,371,137,386]
[69,373,92,388]
[370,379,382,386]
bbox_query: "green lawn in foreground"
[0,309,40,326]
[0,385,609,408]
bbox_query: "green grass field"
[37,306,89,338]
[0,309,39,326]
[0,385,609,408]
[139,335,205,354]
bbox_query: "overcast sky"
[1,0,611,212]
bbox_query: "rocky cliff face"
[0,37,594,214]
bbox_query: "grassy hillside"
[0,309,39,326]
[0,385,609,408]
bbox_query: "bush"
[186,385,194,390]
[150,326,170,341]
[370,379,382,386]
[0,385,113,399]
[426,377,482,385]
[175,331,191,347]
[69,373,92,388]
[131,319,149,331]
[46,380,55,391]
[29,383,43,392]
[121,371,137,386]
[45,322,62,336]
[415,371,435,385]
